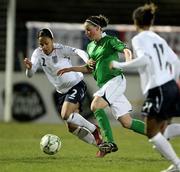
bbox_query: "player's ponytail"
[133,3,157,28]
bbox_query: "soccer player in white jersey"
[23,28,103,156]
[111,3,180,172]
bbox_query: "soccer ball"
[40,134,61,155]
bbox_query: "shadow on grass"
[0,156,62,164]
[0,155,165,164]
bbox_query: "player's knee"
[90,103,98,112]
[118,114,132,129]
[121,122,131,129]
[121,120,131,129]
[91,100,102,112]
[61,106,77,120]
[61,111,71,120]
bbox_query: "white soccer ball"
[40,134,61,155]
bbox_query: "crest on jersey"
[52,56,58,63]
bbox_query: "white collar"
[102,32,106,38]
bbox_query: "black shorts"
[141,80,180,120]
[55,80,87,113]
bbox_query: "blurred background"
[0,0,180,123]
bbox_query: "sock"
[130,119,145,135]
[163,123,180,140]
[67,112,96,132]
[94,109,114,143]
[73,126,96,145]
[150,132,180,166]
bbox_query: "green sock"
[94,109,114,143]
[130,119,145,135]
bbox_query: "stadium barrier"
[0,72,144,123]
[1,22,180,123]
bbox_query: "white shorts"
[93,75,132,120]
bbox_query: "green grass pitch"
[0,122,179,172]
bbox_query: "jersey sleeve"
[110,37,127,52]
[112,54,148,70]
[112,37,149,70]
[174,59,180,81]
[26,49,40,77]
[165,41,180,80]
[132,36,146,58]
[63,45,89,63]
[165,41,179,63]
[31,49,41,72]
[73,48,89,63]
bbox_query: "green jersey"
[87,34,126,87]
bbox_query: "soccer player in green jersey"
[57,15,145,157]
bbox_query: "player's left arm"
[110,37,132,61]
[63,45,89,63]
[73,48,89,63]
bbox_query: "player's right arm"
[24,58,32,69]
[110,55,148,70]
[110,38,149,70]
[24,49,40,78]
[24,58,34,78]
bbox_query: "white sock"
[73,126,96,145]
[67,112,96,132]
[149,132,180,166]
[163,123,180,139]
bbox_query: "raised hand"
[24,58,32,69]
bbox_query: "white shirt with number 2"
[26,43,88,94]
